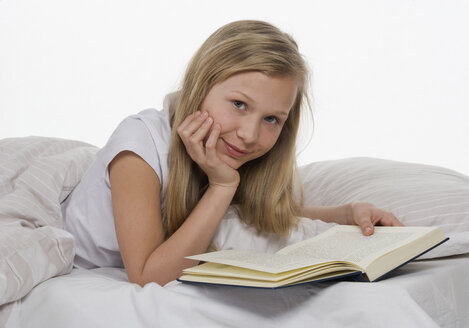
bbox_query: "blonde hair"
[165,20,310,237]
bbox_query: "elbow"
[128,271,178,288]
[126,256,191,287]
[130,277,148,288]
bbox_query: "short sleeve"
[61,107,171,269]
[99,109,170,189]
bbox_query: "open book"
[178,225,448,288]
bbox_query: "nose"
[236,118,260,145]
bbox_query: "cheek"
[210,112,235,132]
[259,131,282,153]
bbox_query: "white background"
[1,0,468,175]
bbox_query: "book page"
[183,261,353,282]
[186,250,329,274]
[187,226,438,274]
[277,225,435,268]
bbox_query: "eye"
[233,100,246,110]
[265,116,280,124]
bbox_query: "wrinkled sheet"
[1,138,468,327]
[3,254,469,328]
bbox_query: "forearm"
[298,204,351,225]
[138,185,236,286]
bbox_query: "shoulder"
[117,108,170,142]
[94,107,171,187]
[106,108,170,154]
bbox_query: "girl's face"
[200,71,297,169]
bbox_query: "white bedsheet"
[4,254,469,328]
[1,139,468,327]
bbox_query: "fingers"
[177,111,213,160]
[357,216,374,236]
[350,202,403,236]
[205,123,220,159]
[177,113,240,188]
[177,111,200,132]
[178,111,211,140]
[362,210,403,236]
[379,213,404,227]
[191,113,213,141]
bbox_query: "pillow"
[212,157,469,259]
[0,137,98,305]
[300,157,469,258]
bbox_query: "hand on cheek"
[177,112,239,189]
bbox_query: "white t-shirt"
[61,99,171,269]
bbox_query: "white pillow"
[212,158,469,259]
[0,137,98,305]
[300,157,469,258]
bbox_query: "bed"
[1,137,469,327]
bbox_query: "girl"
[61,20,402,287]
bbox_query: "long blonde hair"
[165,20,310,237]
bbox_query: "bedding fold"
[0,136,98,306]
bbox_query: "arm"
[109,152,236,287]
[110,111,238,287]
[299,202,403,236]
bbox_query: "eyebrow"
[275,111,289,117]
[231,90,289,117]
[232,90,255,103]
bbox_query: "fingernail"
[204,117,212,125]
[365,226,373,234]
[201,111,208,118]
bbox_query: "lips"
[222,139,247,158]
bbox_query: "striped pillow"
[0,137,98,305]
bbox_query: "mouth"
[222,139,248,158]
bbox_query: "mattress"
[4,254,469,328]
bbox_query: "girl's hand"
[346,202,403,236]
[177,111,240,189]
